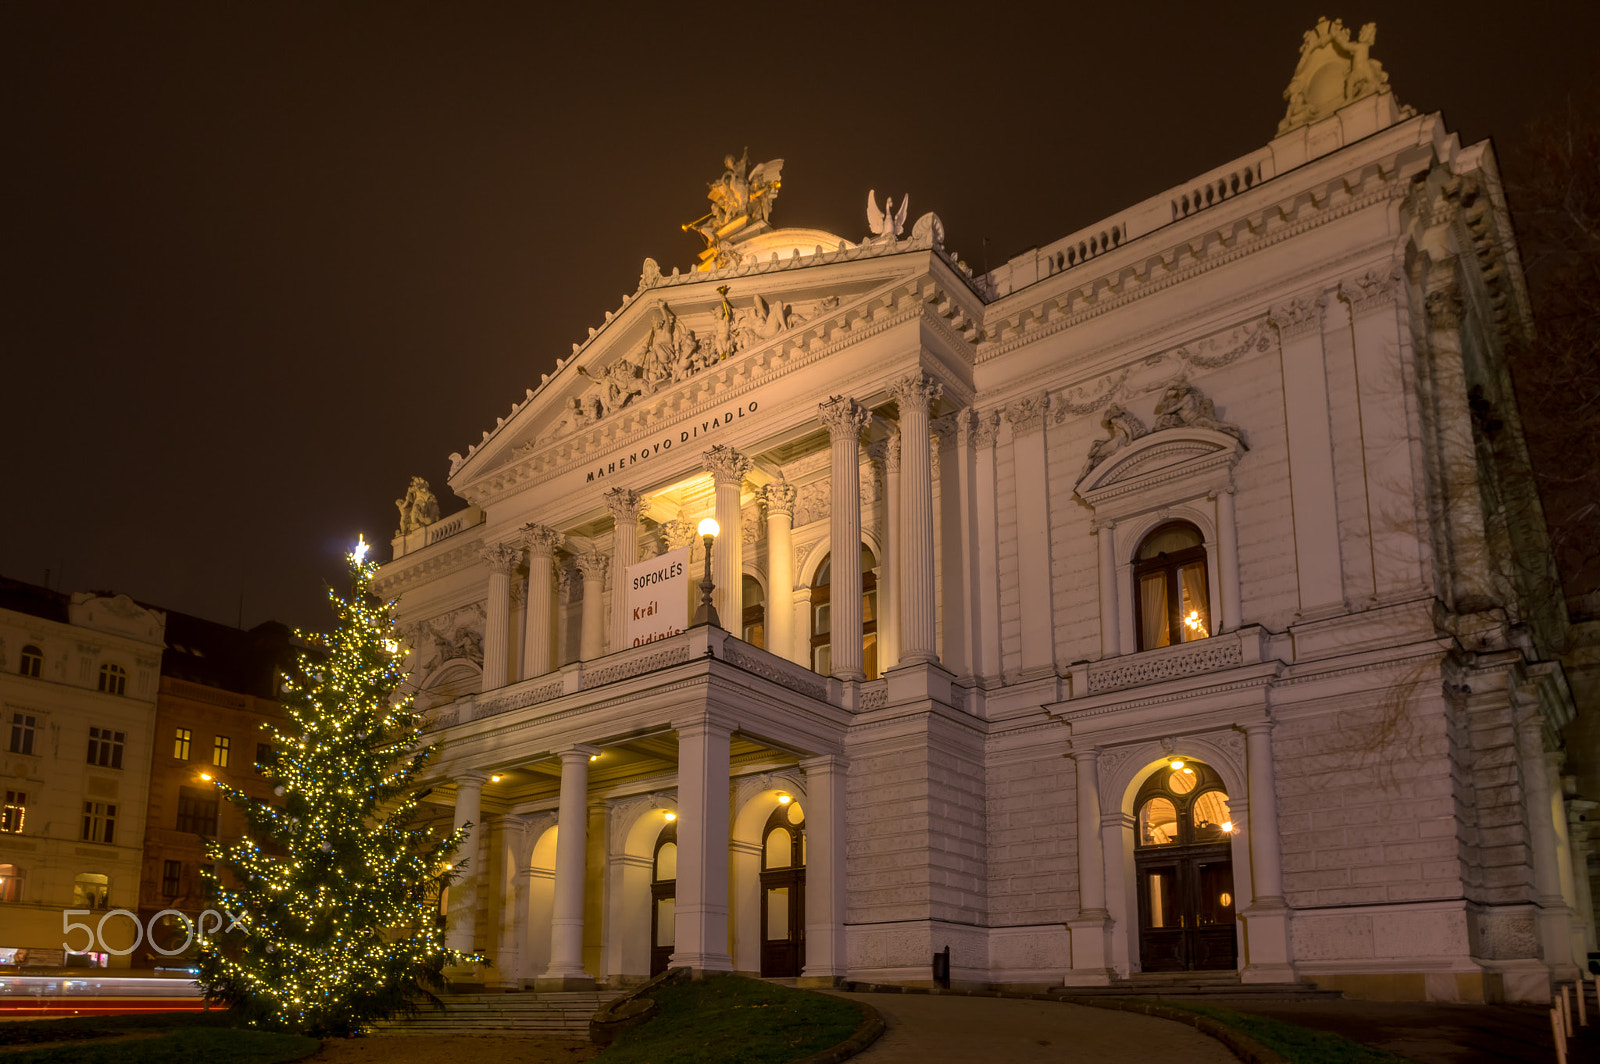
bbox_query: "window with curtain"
[1133,522,1211,651]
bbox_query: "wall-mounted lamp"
[777,793,792,805]
[663,811,677,822]
[490,774,502,783]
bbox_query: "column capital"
[887,373,942,415]
[1338,264,1402,316]
[520,523,565,557]
[455,770,491,789]
[556,744,602,763]
[930,410,963,445]
[884,428,901,472]
[799,753,849,773]
[1240,719,1275,738]
[603,486,647,523]
[818,395,871,440]
[1269,292,1325,340]
[1424,282,1463,331]
[1067,744,1102,764]
[481,542,522,575]
[1004,393,1050,436]
[574,551,609,580]
[702,444,753,485]
[762,481,797,518]
[971,409,1001,449]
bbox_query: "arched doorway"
[1133,758,1237,972]
[760,798,806,976]
[649,822,676,976]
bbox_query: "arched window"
[72,873,111,910]
[742,575,765,649]
[650,821,677,976]
[0,864,22,903]
[1133,522,1210,651]
[97,663,127,696]
[809,546,879,679]
[1134,762,1233,849]
[19,645,42,678]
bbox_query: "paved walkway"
[826,992,1237,1064]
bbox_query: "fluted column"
[880,431,902,669]
[446,772,487,954]
[764,482,797,660]
[1241,720,1295,982]
[888,375,941,665]
[605,488,645,653]
[703,445,752,630]
[480,544,521,690]
[819,396,871,680]
[539,746,597,989]
[521,525,564,679]
[576,553,607,661]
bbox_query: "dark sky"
[2,2,1593,634]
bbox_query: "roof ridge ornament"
[683,150,785,272]
[1278,17,1410,137]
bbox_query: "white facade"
[0,586,165,967]
[374,22,1590,1004]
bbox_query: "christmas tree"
[197,536,477,1035]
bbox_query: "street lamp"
[693,517,720,627]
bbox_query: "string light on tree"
[196,536,479,1036]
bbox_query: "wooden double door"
[760,866,805,976]
[1135,845,1237,972]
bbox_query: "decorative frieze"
[1004,393,1049,436]
[1086,639,1244,694]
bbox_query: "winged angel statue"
[867,190,909,241]
[686,151,785,269]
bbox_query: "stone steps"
[1053,975,1342,1000]
[368,990,623,1036]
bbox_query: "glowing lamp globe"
[698,517,720,538]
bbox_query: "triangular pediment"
[447,242,953,496]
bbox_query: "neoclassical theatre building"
[373,21,1591,1003]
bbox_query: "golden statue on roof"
[683,150,784,271]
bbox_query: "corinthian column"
[702,445,752,630]
[763,482,797,660]
[576,552,608,661]
[605,488,645,652]
[520,525,564,679]
[819,396,871,680]
[480,543,521,690]
[888,374,941,665]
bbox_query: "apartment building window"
[255,743,276,772]
[176,787,218,836]
[212,735,230,768]
[97,663,127,696]
[72,873,110,909]
[81,801,117,845]
[174,728,192,760]
[1,791,24,834]
[8,714,34,755]
[0,864,21,902]
[19,645,42,678]
[162,860,182,897]
[86,727,124,769]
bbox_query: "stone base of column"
[885,660,954,707]
[797,973,845,988]
[1536,901,1580,982]
[671,953,735,976]
[1240,903,1295,983]
[1063,915,1116,986]
[483,977,521,990]
[443,962,487,989]
[534,972,597,991]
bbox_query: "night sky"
[2,3,1593,634]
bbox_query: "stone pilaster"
[763,482,797,660]
[479,543,521,690]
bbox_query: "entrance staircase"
[367,989,623,1037]
[1053,971,1343,1000]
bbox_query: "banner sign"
[626,547,689,647]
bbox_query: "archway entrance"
[649,822,676,977]
[759,799,805,977]
[1133,759,1237,972]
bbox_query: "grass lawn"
[0,1009,320,1064]
[1152,1001,1415,1064]
[595,975,864,1064]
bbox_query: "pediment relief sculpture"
[413,604,486,673]
[1076,379,1246,485]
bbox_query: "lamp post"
[693,517,721,627]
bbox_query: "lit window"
[86,727,124,769]
[72,873,110,910]
[212,735,230,768]
[173,728,191,760]
[81,802,117,845]
[0,864,22,903]
[809,547,879,679]
[1134,522,1211,651]
[741,575,766,649]
[1138,796,1178,846]
[8,714,35,756]
[1,791,24,834]
[97,663,127,696]
[19,645,42,678]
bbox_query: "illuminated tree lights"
[197,541,478,1035]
